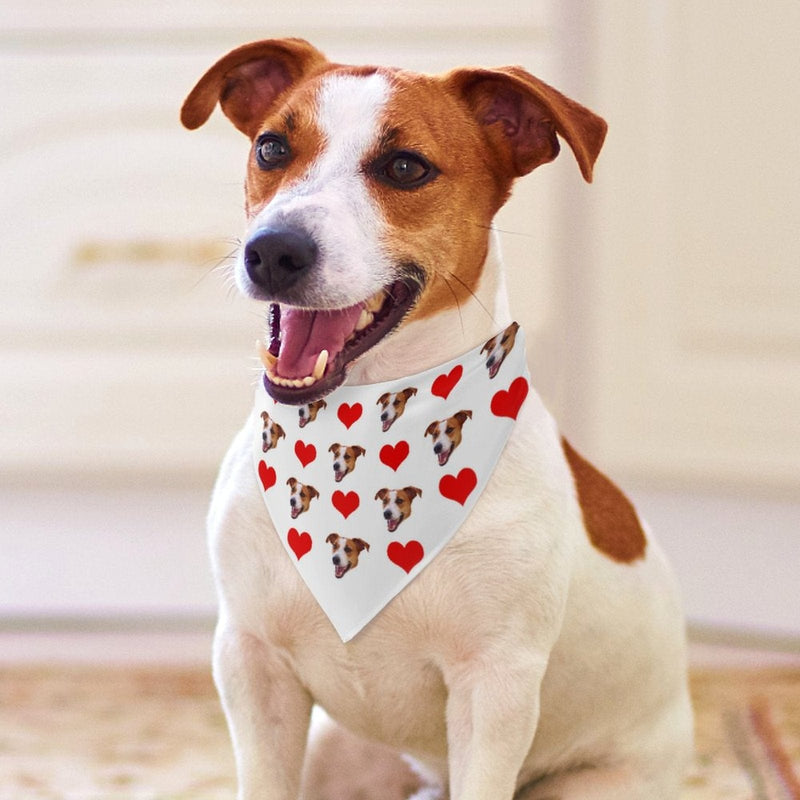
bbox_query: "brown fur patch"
[561,438,647,563]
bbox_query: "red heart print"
[287,528,312,560]
[431,364,463,400]
[257,460,276,492]
[387,540,424,573]
[332,490,360,519]
[337,402,363,429]
[490,376,529,420]
[379,441,410,471]
[294,440,317,467]
[439,467,477,506]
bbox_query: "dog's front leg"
[214,624,312,800]
[443,653,546,800]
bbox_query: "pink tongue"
[277,305,363,379]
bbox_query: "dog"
[325,533,370,579]
[375,486,423,532]
[184,38,692,800]
[328,443,366,482]
[286,477,319,519]
[377,387,417,432]
[298,399,327,428]
[424,410,472,467]
[260,411,286,453]
[481,321,519,379]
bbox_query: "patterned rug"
[0,665,798,799]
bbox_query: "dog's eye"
[375,151,437,189]
[255,134,291,170]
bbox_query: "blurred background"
[1,1,798,659]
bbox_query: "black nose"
[243,228,317,294]
[433,443,443,454]
[383,509,393,520]
[332,555,341,566]
[380,412,388,421]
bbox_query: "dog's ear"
[445,66,607,182]
[375,488,389,501]
[328,443,339,453]
[325,533,338,545]
[352,538,370,553]
[377,392,390,406]
[404,486,423,499]
[455,410,473,424]
[424,421,438,438]
[308,485,320,500]
[181,38,328,137]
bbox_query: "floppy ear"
[375,488,389,501]
[377,392,390,406]
[445,66,607,182]
[455,410,473,424]
[404,486,423,499]
[181,38,328,137]
[352,539,370,553]
[424,421,438,438]
[328,443,340,453]
[325,533,339,545]
[308,486,320,500]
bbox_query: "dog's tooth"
[355,309,373,332]
[365,291,385,312]
[257,340,278,369]
[302,376,316,387]
[313,350,328,381]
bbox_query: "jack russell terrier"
[182,37,692,800]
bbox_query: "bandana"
[253,322,529,641]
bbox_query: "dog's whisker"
[442,268,498,328]
[472,221,538,239]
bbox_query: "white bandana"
[253,322,529,641]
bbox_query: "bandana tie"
[253,322,529,641]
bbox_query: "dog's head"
[182,39,606,405]
[424,410,472,466]
[375,486,422,532]
[325,533,370,579]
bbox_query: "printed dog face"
[376,387,417,432]
[325,533,370,579]
[481,321,519,379]
[260,411,286,452]
[286,477,319,519]
[182,39,605,406]
[374,487,423,532]
[328,443,366,482]
[424,410,472,466]
[298,399,327,428]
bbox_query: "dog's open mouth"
[334,564,350,579]
[258,276,422,405]
[386,516,402,533]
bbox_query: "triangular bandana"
[253,322,529,641]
